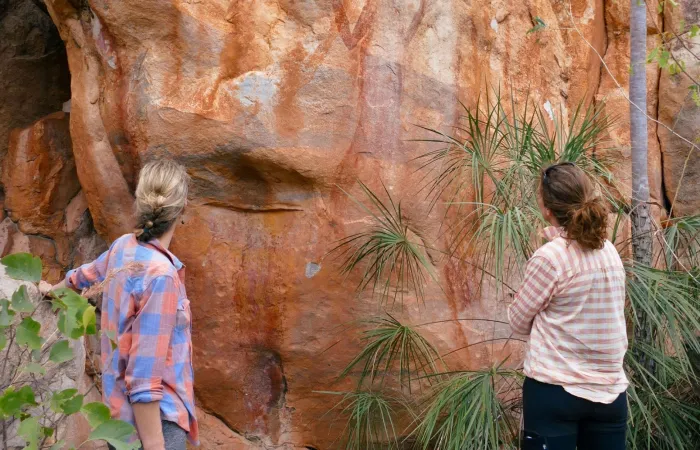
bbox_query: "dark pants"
[108,420,186,450]
[522,377,627,450]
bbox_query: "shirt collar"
[145,238,185,270]
[543,226,566,242]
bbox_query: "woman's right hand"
[38,281,53,297]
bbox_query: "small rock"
[0,217,17,256]
[64,191,89,234]
[305,262,321,278]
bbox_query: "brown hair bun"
[541,162,609,250]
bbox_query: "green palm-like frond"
[412,364,521,450]
[413,92,509,214]
[321,391,405,450]
[339,315,444,393]
[332,181,435,306]
[625,263,700,449]
[627,379,700,450]
[527,101,620,204]
[662,214,700,269]
[461,204,540,289]
[413,92,618,293]
[626,263,700,365]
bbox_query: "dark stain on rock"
[174,142,316,212]
[243,348,287,439]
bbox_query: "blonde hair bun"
[134,159,190,242]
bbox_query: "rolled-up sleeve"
[126,275,179,404]
[65,248,110,290]
[508,256,558,335]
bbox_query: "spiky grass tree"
[331,181,435,307]
[321,391,405,450]
[412,363,521,450]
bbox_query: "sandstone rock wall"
[658,0,700,216]
[0,0,70,165]
[0,0,698,448]
[0,111,106,283]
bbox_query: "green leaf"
[659,49,670,68]
[31,349,42,362]
[527,17,546,34]
[0,299,16,326]
[53,288,88,309]
[17,416,39,450]
[691,24,699,38]
[331,181,436,305]
[49,340,73,364]
[104,329,118,351]
[413,367,520,450]
[691,85,700,107]
[0,386,37,417]
[1,253,42,282]
[54,289,90,339]
[81,402,111,428]
[0,331,6,351]
[83,305,96,336]
[52,298,66,312]
[11,286,33,313]
[50,389,83,415]
[50,388,77,409]
[62,394,84,415]
[22,363,46,376]
[42,426,54,438]
[89,420,141,450]
[16,317,43,350]
[647,47,659,63]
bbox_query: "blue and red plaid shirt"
[66,234,198,444]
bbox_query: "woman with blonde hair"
[508,162,628,450]
[51,159,198,449]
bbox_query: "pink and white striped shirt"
[508,226,629,403]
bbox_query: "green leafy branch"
[647,1,700,106]
[0,253,139,450]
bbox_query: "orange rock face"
[0,0,679,447]
[1,110,106,282]
[4,112,79,235]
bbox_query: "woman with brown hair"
[508,162,628,450]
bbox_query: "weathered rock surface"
[0,109,106,283]
[658,0,700,216]
[0,0,71,165]
[187,408,267,450]
[4,112,80,236]
[0,0,694,448]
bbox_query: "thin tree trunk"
[630,0,654,371]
